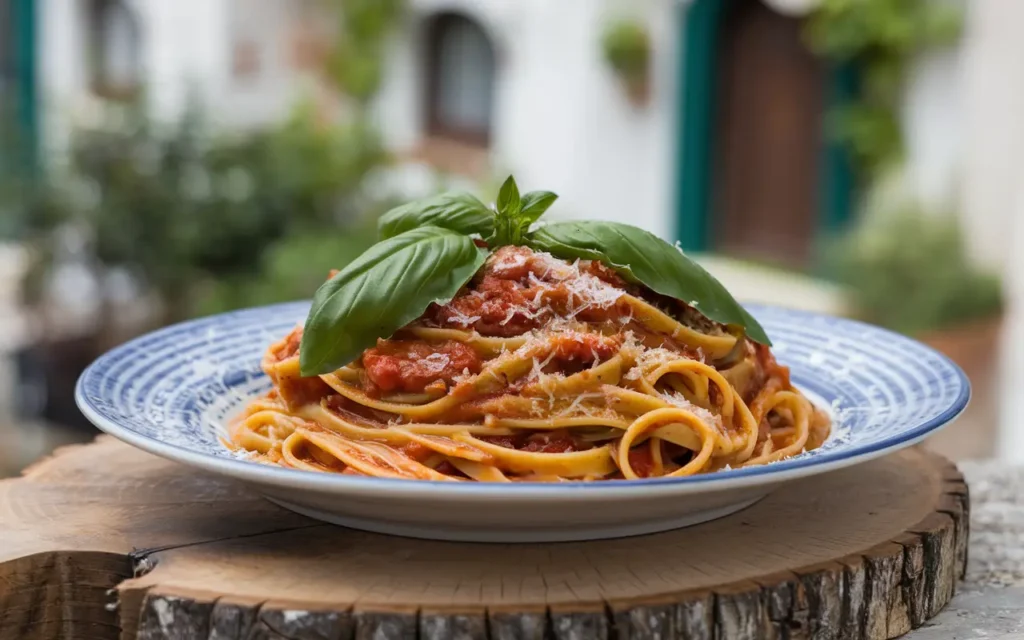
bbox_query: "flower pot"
[916,316,1002,461]
[918,316,1002,375]
[623,75,650,107]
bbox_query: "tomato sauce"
[272,327,304,361]
[277,376,333,410]
[520,433,581,453]
[627,446,657,478]
[429,275,546,336]
[546,332,620,363]
[266,327,334,409]
[626,442,691,477]
[362,340,482,393]
[755,343,791,387]
[426,246,636,337]
[478,431,588,453]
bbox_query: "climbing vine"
[805,0,963,179]
[325,0,406,106]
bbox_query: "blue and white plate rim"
[74,301,971,498]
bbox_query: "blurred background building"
[0,0,1018,474]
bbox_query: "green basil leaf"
[520,190,558,225]
[377,192,494,240]
[496,175,521,219]
[528,221,771,345]
[300,226,489,376]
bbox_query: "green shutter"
[14,0,37,168]
[674,0,724,253]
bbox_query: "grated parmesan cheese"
[559,392,605,417]
[624,347,684,380]
[419,352,451,374]
[661,391,722,430]
[446,307,481,327]
[488,248,530,274]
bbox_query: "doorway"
[675,0,854,268]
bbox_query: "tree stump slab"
[0,437,968,640]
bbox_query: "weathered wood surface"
[0,437,971,640]
[903,459,1024,639]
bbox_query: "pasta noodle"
[229,246,831,480]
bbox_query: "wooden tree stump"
[0,437,968,640]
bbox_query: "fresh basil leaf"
[520,190,558,224]
[377,192,494,240]
[496,175,521,219]
[300,226,488,376]
[528,221,771,345]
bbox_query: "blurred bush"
[11,98,391,324]
[601,19,650,80]
[833,204,1003,336]
[806,0,963,177]
[325,0,405,105]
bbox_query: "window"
[425,13,495,146]
[86,0,142,100]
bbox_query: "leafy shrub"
[11,99,390,321]
[833,205,1003,335]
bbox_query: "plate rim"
[74,301,971,498]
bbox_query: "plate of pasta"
[76,178,969,542]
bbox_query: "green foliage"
[300,225,487,375]
[530,221,770,345]
[194,221,382,317]
[832,207,1003,336]
[0,98,42,239]
[378,191,493,240]
[300,175,769,371]
[600,19,650,79]
[487,176,558,247]
[806,0,963,177]
[325,0,405,104]
[10,98,389,320]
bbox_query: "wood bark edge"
[119,472,967,640]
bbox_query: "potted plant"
[6,98,391,434]
[834,207,1003,367]
[833,205,1002,458]
[600,19,651,106]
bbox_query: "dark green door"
[674,0,854,267]
[1,0,37,236]
[1,0,37,158]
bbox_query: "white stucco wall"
[902,47,964,215]
[960,1,1024,277]
[955,0,1024,462]
[137,0,229,122]
[902,0,1024,274]
[36,0,315,140]
[957,1,1024,463]
[36,0,88,156]
[375,0,679,239]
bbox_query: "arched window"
[86,0,143,100]
[425,13,495,146]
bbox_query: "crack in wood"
[130,523,327,560]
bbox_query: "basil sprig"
[529,222,770,345]
[487,176,558,247]
[299,226,487,376]
[377,192,494,240]
[300,175,768,376]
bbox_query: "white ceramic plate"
[76,302,969,542]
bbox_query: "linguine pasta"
[229,246,830,481]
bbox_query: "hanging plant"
[601,19,652,106]
[325,0,406,107]
[805,0,963,179]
